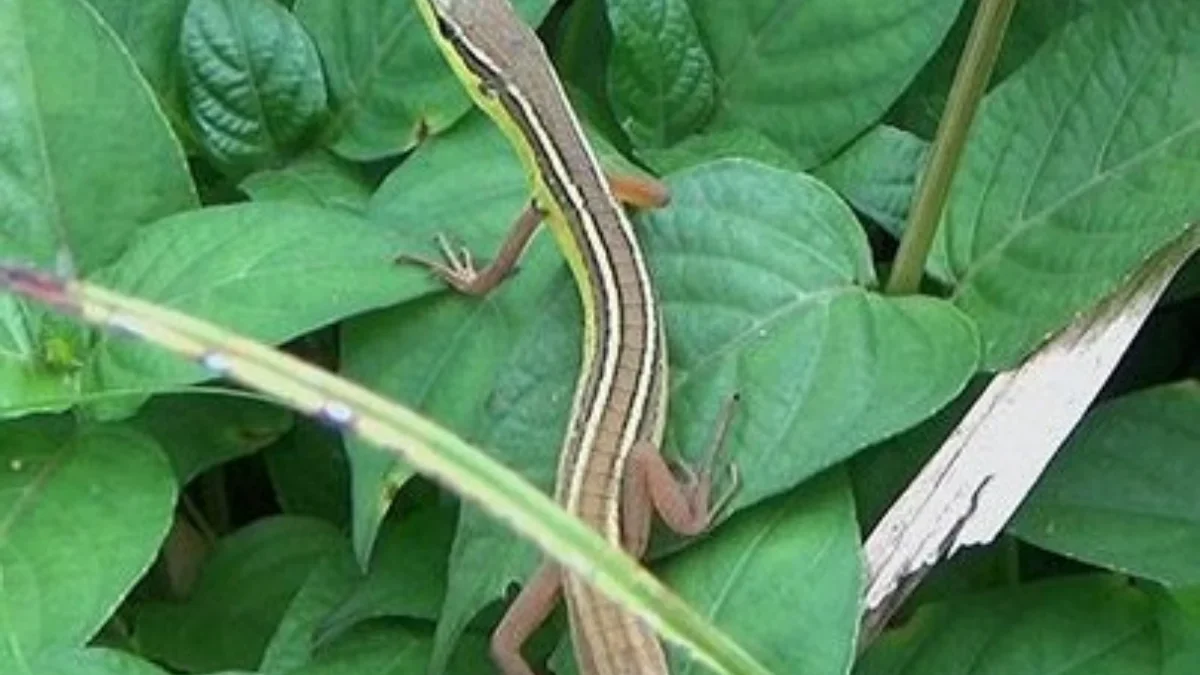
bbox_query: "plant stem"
[886,0,1018,295]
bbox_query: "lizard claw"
[397,233,483,293]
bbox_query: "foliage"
[0,0,1197,673]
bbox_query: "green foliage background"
[0,0,1197,673]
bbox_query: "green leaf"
[938,0,1200,369]
[345,112,559,560]
[134,516,344,673]
[181,0,328,170]
[640,128,800,175]
[689,0,965,168]
[0,0,196,273]
[131,393,294,483]
[816,125,929,238]
[1154,586,1200,675]
[86,0,191,132]
[29,647,173,675]
[665,473,860,675]
[262,505,455,672]
[239,152,372,212]
[294,0,552,161]
[285,623,490,675]
[84,202,430,395]
[856,576,1162,675]
[0,0,196,413]
[851,379,983,529]
[0,419,176,670]
[435,159,978,666]
[648,162,978,503]
[260,548,361,674]
[264,419,351,527]
[1010,381,1200,586]
[320,505,455,632]
[607,0,716,148]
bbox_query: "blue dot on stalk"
[107,314,145,339]
[319,400,355,428]
[200,352,232,374]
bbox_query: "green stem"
[886,0,1018,295]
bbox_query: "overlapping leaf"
[86,0,191,130]
[134,517,343,672]
[130,393,293,483]
[0,420,175,670]
[84,202,430,395]
[30,647,177,675]
[607,0,715,148]
[294,0,552,160]
[816,125,929,239]
[240,152,372,212]
[857,576,1166,674]
[261,506,455,672]
[181,0,328,169]
[611,0,964,168]
[0,0,196,414]
[1011,382,1200,586]
[0,0,196,272]
[937,0,1200,368]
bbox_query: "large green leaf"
[432,159,978,668]
[260,547,361,674]
[0,0,196,413]
[0,0,196,272]
[857,576,1166,675]
[641,127,800,176]
[134,516,344,673]
[319,505,455,632]
[607,0,716,149]
[0,419,176,670]
[1010,381,1200,586]
[86,0,191,133]
[554,0,625,147]
[647,162,979,500]
[261,506,455,672]
[83,202,430,395]
[285,623,491,675]
[684,0,964,168]
[938,0,1200,368]
[294,0,552,161]
[180,0,328,170]
[815,125,929,239]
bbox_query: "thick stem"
[885,0,1018,295]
